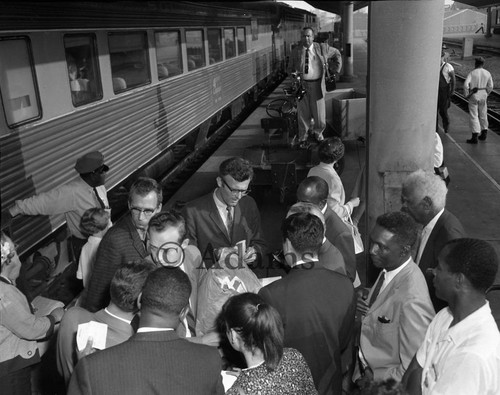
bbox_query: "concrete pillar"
[366,1,444,233]
[486,7,492,38]
[341,1,355,81]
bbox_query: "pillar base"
[340,74,357,82]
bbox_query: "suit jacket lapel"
[370,262,412,310]
[125,214,147,257]
[208,196,231,243]
[420,212,446,269]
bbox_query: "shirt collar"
[104,307,132,325]
[423,208,444,234]
[380,257,411,291]
[443,302,492,343]
[137,327,175,333]
[213,189,227,210]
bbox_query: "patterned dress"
[226,348,318,394]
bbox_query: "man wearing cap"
[464,56,494,144]
[437,50,455,134]
[7,151,110,261]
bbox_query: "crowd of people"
[1,142,499,395]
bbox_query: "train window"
[0,37,41,128]
[155,30,183,80]
[224,28,236,59]
[186,29,206,71]
[108,32,150,93]
[207,29,222,64]
[64,34,102,107]
[237,28,247,55]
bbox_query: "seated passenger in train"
[157,63,169,79]
[83,177,161,313]
[68,62,90,103]
[4,151,111,263]
[182,157,268,269]
[354,212,434,386]
[56,260,154,385]
[67,267,225,394]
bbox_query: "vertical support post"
[366,0,444,255]
[341,1,355,82]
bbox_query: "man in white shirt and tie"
[287,27,342,146]
[401,169,465,311]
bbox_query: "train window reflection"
[108,32,150,93]
[186,29,206,71]
[155,30,183,80]
[224,28,236,59]
[64,34,102,107]
[208,29,222,65]
[0,37,41,128]
[237,27,246,55]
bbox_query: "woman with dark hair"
[220,292,317,394]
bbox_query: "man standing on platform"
[5,151,111,262]
[296,176,357,282]
[183,157,267,268]
[437,51,455,134]
[84,177,162,312]
[259,212,355,395]
[464,56,494,144]
[403,238,500,395]
[355,212,434,385]
[401,170,465,311]
[288,27,342,145]
[68,267,225,395]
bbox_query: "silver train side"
[0,1,317,256]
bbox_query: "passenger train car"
[0,1,317,258]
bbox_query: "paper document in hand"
[31,296,64,317]
[76,321,108,351]
[221,371,238,391]
[260,276,282,287]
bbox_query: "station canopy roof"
[306,0,499,15]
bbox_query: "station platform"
[165,73,500,288]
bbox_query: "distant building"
[443,8,488,36]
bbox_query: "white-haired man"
[401,169,465,311]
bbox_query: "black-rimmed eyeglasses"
[221,178,251,196]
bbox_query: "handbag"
[320,44,338,92]
[345,216,364,254]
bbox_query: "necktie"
[93,187,106,209]
[304,48,309,74]
[368,271,386,307]
[226,206,233,232]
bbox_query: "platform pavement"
[439,102,500,262]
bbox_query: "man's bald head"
[296,176,329,209]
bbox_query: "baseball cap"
[74,151,109,174]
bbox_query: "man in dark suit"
[183,157,267,268]
[68,267,224,395]
[84,177,162,312]
[287,202,347,276]
[259,213,356,395]
[57,261,155,385]
[401,169,466,311]
[297,176,357,281]
[146,210,206,338]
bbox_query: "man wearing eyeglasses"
[84,177,162,312]
[183,157,267,269]
[5,150,111,262]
